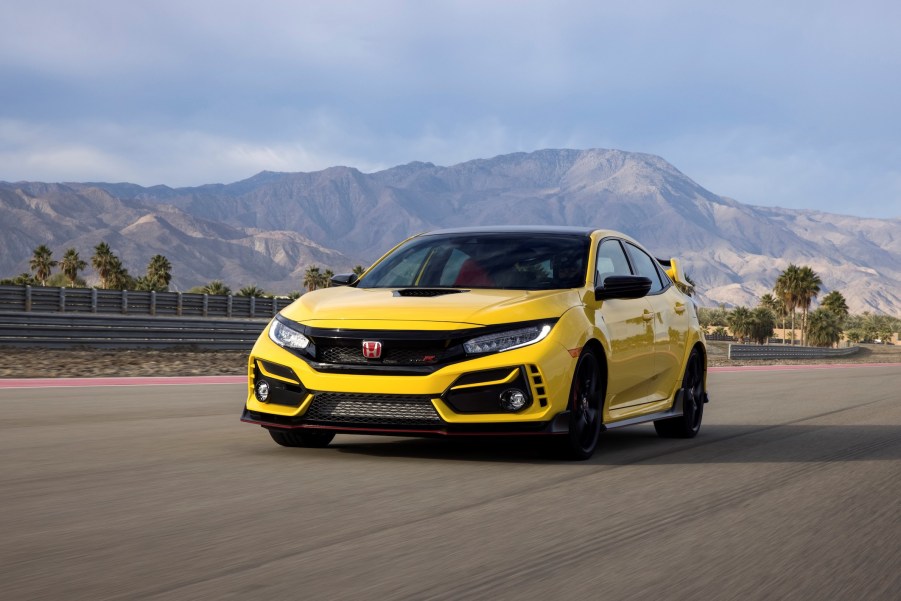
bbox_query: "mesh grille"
[305,393,442,425]
[318,344,445,365]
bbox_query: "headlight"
[463,324,552,355]
[268,318,310,349]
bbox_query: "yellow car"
[241,226,708,460]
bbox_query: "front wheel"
[558,349,604,460]
[269,428,336,448]
[654,348,705,438]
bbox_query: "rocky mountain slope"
[2,149,898,313]
[0,183,353,292]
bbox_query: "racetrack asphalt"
[1,365,899,600]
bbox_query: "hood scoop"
[393,288,468,298]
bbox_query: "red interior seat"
[453,258,493,287]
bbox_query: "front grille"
[318,343,446,365]
[305,392,442,425]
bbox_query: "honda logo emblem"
[362,340,383,359]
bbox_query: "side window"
[655,261,673,287]
[595,239,632,285]
[625,243,664,294]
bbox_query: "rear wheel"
[269,428,336,448]
[559,349,604,460]
[654,348,705,438]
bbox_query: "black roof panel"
[423,225,596,236]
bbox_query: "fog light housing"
[255,379,271,402]
[499,388,528,411]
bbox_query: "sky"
[1,0,900,218]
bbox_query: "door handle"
[674,302,686,314]
[642,309,654,321]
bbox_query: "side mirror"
[330,273,358,287]
[595,275,653,300]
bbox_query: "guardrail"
[728,344,861,360]
[0,312,268,350]
[0,285,291,318]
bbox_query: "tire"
[269,428,336,448]
[559,349,604,460]
[654,348,705,438]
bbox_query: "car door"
[623,242,689,401]
[593,238,656,410]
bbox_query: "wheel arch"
[581,338,609,409]
[691,340,708,385]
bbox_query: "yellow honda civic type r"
[242,226,708,460]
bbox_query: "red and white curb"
[0,375,246,389]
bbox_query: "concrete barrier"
[728,344,860,360]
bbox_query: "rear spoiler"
[657,257,687,286]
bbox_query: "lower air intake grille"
[306,393,442,426]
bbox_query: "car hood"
[280,287,583,329]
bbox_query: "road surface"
[1,365,899,600]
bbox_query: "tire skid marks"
[408,435,901,601]
[118,399,898,600]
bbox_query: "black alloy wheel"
[269,428,336,448]
[561,349,603,460]
[654,348,705,438]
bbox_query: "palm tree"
[806,308,843,347]
[759,293,778,312]
[760,293,789,343]
[202,280,231,296]
[303,266,322,292]
[727,306,753,342]
[146,254,173,291]
[9,273,35,286]
[105,256,133,290]
[673,272,696,297]
[772,297,788,342]
[237,285,267,298]
[59,248,87,287]
[321,269,335,289]
[820,290,849,319]
[775,264,802,345]
[29,245,57,286]
[749,306,776,344]
[91,242,116,289]
[352,265,366,277]
[795,266,822,346]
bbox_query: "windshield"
[359,233,591,290]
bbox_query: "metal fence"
[0,312,268,350]
[0,285,291,318]
[728,344,861,360]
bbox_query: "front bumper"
[243,330,576,434]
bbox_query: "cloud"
[1,1,900,217]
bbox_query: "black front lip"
[241,408,567,437]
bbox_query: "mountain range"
[2,148,899,315]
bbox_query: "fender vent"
[528,364,548,408]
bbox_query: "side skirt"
[603,389,685,430]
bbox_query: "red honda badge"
[362,340,383,359]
